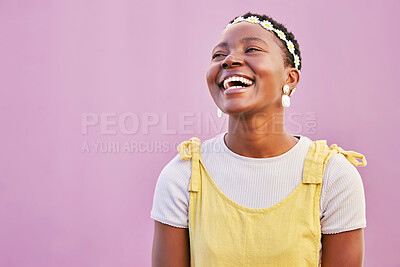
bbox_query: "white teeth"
[227,85,244,89]
[222,75,254,90]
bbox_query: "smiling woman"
[151,12,367,267]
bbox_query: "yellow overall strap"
[303,140,367,184]
[303,140,329,184]
[177,137,201,192]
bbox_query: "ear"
[284,68,300,95]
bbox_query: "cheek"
[206,63,219,87]
[255,58,284,83]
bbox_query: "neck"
[225,111,298,158]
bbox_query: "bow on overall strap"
[326,144,367,167]
[177,137,201,192]
[303,140,367,184]
[177,140,193,161]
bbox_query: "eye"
[212,53,225,60]
[246,47,261,53]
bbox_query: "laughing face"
[206,21,292,116]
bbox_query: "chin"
[222,104,252,116]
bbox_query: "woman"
[151,12,367,266]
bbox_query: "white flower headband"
[226,16,301,71]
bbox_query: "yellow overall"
[177,137,367,267]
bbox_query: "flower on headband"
[245,16,259,24]
[274,29,286,41]
[294,54,300,69]
[286,40,295,54]
[260,20,274,31]
[233,16,244,23]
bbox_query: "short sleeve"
[320,153,366,234]
[150,154,191,228]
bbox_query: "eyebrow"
[212,37,269,52]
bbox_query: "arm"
[320,153,367,266]
[321,228,364,267]
[150,154,192,266]
[152,221,190,267]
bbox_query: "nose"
[221,53,244,69]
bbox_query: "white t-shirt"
[151,132,366,260]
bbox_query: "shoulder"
[157,133,223,189]
[320,150,366,234]
[325,152,362,179]
[322,151,365,204]
[156,153,191,193]
[150,134,222,228]
[150,153,191,228]
[305,137,366,199]
[301,135,365,176]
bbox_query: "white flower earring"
[282,85,291,108]
[217,108,223,118]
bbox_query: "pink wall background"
[0,0,398,266]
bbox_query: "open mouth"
[220,75,254,91]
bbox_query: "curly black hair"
[228,12,302,71]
